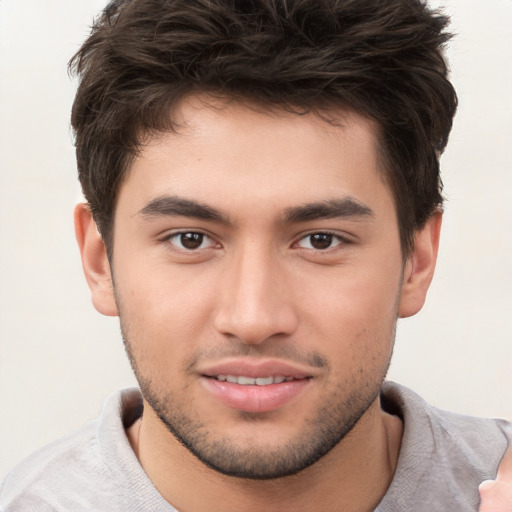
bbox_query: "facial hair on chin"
[120,321,394,480]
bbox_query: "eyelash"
[162,230,349,253]
[163,231,218,251]
[294,231,348,251]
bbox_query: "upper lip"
[197,358,318,379]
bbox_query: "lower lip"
[200,377,310,413]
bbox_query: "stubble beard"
[141,375,385,480]
[119,321,394,480]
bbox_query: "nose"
[213,244,299,345]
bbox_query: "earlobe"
[74,203,119,317]
[398,212,442,318]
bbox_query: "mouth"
[208,375,300,386]
[199,362,313,413]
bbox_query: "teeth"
[255,377,273,386]
[215,375,292,386]
[238,376,256,385]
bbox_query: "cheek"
[298,260,402,360]
[114,263,219,360]
[302,263,402,326]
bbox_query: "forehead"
[117,95,394,222]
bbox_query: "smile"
[202,375,311,412]
[214,375,296,385]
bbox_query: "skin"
[479,426,512,512]
[75,96,441,512]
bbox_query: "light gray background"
[1,0,511,477]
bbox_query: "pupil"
[311,233,332,250]
[181,233,203,249]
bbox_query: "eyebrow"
[283,198,374,223]
[138,196,230,224]
[138,195,374,225]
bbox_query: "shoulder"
[0,417,104,510]
[378,382,511,511]
[382,381,509,462]
[0,389,144,512]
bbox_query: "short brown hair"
[70,0,457,256]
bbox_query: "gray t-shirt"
[1,382,509,511]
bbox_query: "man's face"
[109,97,407,478]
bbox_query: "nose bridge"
[214,239,298,344]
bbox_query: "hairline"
[100,93,417,263]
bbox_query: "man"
[1,0,510,510]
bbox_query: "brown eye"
[309,233,333,249]
[180,233,204,249]
[297,232,343,250]
[167,232,215,250]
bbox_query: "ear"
[74,203,119,316]
[398,212,442,318]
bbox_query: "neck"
[127,398,403,512]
